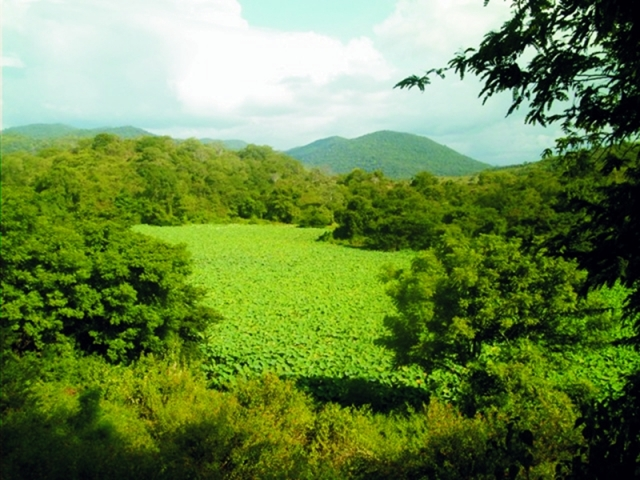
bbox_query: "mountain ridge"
[286,130,491,177]
[1,123,155,139]
[1,123,248,152]
[2,124,493,177]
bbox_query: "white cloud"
[362,0,557,164]
[143,1,393,114]
[3,0,556,165]
[168,0,247,28]
[1,54,25,68]
[3,0,393,117]
[374,0,511,68]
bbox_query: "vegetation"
[1,123,154,140]
[0,123,248,154]
[0,124,154,154]
[286,130,490,178]
[199,137,249,150]
[0,134,340,227]
[2,1,639,476]
[329,164,566,252]
[2,122,638,477]
[1,201,216,363]
[3,353,562,479]
[398,0,640,475]
[134,224,428,410]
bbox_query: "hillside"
[1,123,157,154]
[199,138,249,150]
[0,123,251,154]
[286,130,491,178]
[1,123,154,139]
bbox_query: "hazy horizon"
[2,0,561,165]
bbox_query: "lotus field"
[134,224,426,405]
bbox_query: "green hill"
[88,125,155,138]
[1,123,81,139]
[2,123,155,139]
[199,138,249,150]
[286,130,491,178]
[1,123,157,154]
[1,123,250,154]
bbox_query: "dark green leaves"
[398,0,640,150]
[394,68,446,92]
[1,195,218,363]
[382,234,592,372]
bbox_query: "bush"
[1,193,218,362]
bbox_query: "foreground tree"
[382,233,622,474]
[397,0,639,150]
[397,1,640,314]
[1,189,218,363]
[384,235,588,371]
[396,1,640,475]
[382,234,618,405]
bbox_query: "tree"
[382,234,599,373]
[396,1,640,472]
[396,0,639,151]
[396,0,640,316]
[0,190,218,363]
[380,231,630,458]
[381,233,622,471]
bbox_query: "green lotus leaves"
[135,224,426,393]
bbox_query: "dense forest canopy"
[2,124,638,477]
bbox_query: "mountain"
[0,124,238,155]
[0,124,158,154]
[286,130,491,178]
[1,124,251,154]
[199,138,249,150]
[91,126,155,138]
[1,123,155,139]
[1,123,81,139]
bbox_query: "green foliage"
[1,351,580,479]
[298,205,334,228]
[135,224,429,410]
[330,162,569,252]
[0,354,322,479]
[383,234,592,371]
[397,3,640,473]
[198,137,249,150]
[332,170,437,250]
[377,233,637,474]
[1,133,341,227]
[286,130,491,178]
[3,115,638,475]
[562,371,640,478]
[553,145,640,321]
[381,233,637,422]
[1,193,218,362]
[397,0,639,150]
[2,123,154,140]
[0,124,154,156]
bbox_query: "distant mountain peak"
[286,130,490,178]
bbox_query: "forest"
[2,1,640,478]
[2,128,638,478]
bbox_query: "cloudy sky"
[2,0,561,165]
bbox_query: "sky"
[1,0,562,165]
